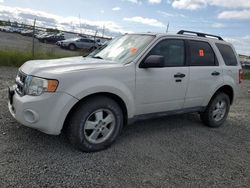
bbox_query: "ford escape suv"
[8,30,242,152]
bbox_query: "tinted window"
[216,43,238,66]
[81,39,89,42]
[148,39,185,67]
[189,41,216,66]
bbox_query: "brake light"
[239,69,243,84]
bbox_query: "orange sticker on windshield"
[199,49,205,57]
[130,47,138,54]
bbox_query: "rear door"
[184,40,223,108]
[78,39,89,49]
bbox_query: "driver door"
[135,39,189,115]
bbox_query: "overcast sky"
[0,0,250,55]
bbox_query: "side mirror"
[139,55,165,68]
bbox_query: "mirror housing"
[139,55,165,68]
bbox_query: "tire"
[69,44,76,51]
[200,93,230,128]
[67,96,123,152]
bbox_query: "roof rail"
[177,30,223,41]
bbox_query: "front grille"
[15,71,27,96]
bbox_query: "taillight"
[239,69,243,84]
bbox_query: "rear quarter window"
[216,43,238,66]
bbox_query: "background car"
[20,29,33,37]
[60,37,100,51]
[38,33,65,43]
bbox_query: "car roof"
[127,32,230,45]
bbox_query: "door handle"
[174,73,186,78]
[211,71,220,76]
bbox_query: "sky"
[0,0,250,55]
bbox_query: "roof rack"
[177,30,223,41]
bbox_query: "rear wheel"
[67,96,123,152]
[69,44,76,51]
[200,93,230,128]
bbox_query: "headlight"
[24,76,59,96]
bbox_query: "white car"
[60,37,99,51]
[8,30,242,152]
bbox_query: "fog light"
[24,109,39,123]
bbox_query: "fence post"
[32,19,36,58]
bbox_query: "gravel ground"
[0,66,249,188]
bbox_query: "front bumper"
[8,87,78,135]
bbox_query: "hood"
[20,56,123,77]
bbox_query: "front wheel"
[89,46,97,52]
[200,93,230,128]
[67,96,123,152]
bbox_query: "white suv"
[8,30,242,152]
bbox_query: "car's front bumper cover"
[8,87,78,135]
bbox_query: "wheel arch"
[210,85,234,105]
[63,92,128,132]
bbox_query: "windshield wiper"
[92,56,103,59]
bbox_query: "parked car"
[242,61,250,69]
[20,29,33,37]
[0,26,14,33]
[60,37,99,51]
[88,40,111,57]
[12,27,23,33]
[35,32,50,39]
[38,33,65,43]
[8,30,242,152]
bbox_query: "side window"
[81,39,89,42]
[147,39,185,67]
[216,43,238,66]
[189,40,216,66]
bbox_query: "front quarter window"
[92,34,155,64]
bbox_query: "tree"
[46,28,59,33]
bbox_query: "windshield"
[91,34,155,64]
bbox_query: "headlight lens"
[25,76,59,96]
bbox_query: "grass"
[1,49,250,81]
[243,69,250,80]
[0,49,89,67]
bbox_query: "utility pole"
[102,24,105,38]
[32,19,36,58]
[79,14,82,34]
[94,30,98,41]
[166,22,169,33]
